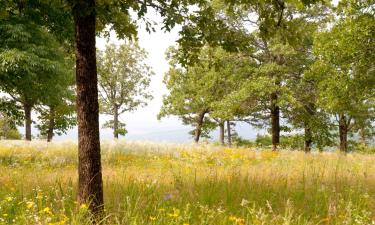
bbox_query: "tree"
[0,0,213,213]
[36,85,76,142]
[0,112,22,140]
[159,46,252,143]
[0,19,70,141]
[97,43,153,139]
[309,13,375,152]
[176,0,330,150]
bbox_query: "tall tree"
[309,12,375,152]
[0,19,69,141]
[2,0,214,213]
[97,43,153,139]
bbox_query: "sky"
[24,11,263,142]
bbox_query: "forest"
[0,0,374,224]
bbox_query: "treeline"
[159,1,375,152]
[0,19,152,141]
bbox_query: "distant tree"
[160,46,252,143]
[97,43,153,139]
[36,84,76,142]
[0,19,70,141]
[0,112,22,140]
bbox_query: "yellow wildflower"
[80,203,88,210]
[40,207,52,215]
[168,213,179,218]
[229,216,237,221]
[26,201,34,209]
[2,214,8,217]
[5,196,12,202]
[149,216,156,221]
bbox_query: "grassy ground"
[0,140,375,224]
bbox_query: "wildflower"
[168,213,179,218]
[2,214,8,217]
[240,199,250,207]
[229,216,237,221]
[80,204,88,210]
[26,201,34,209]
[183,223,190,225]
[5,196,12,202]
[40,207,52,215]
[168,209,180,218]
[149,216,156,221]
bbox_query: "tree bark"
[194,111,206,143]
[219,122,225,145]
[73,0,104,214]
[270,92,280,150]
[47,107,55,142]
[113,106,119,139]
[339,114,348,153]
[304,124,312,153]
[227,120,232,146]
[303,103,315,153]
[24,103,32,141]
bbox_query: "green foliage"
[0,113,22,140]
[160,46,252,139]
[97,42,153,137]
[0,19,71,125]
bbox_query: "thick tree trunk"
[270,92,280,150]
[47,107,55,142]
[113,106,119,139]
[194,111,206,143]
[219,122,225,145]
[24,104,32,141]
[304,125,312,153]
[339,114,348,153]
[227,120,232,146]
[73,0,104,214]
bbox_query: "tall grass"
[0,140,374,224]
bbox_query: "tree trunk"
[304,124,312,153]
[270,92,280,150]
[47,107,55,142]
[194,111,206,143]
[303,103,315,153]
[73,0,104,214]
[24,104,32,141]
[227,120,232,146]
[113,106,119,139]
[339,114,348,153]
[219,122,225,145]
[360,128,367,145]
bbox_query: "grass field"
[0,141,375,224]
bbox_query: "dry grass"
[0,140,375,224]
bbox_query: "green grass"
[0,140,375,224]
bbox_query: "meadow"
[0,141,375,225]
